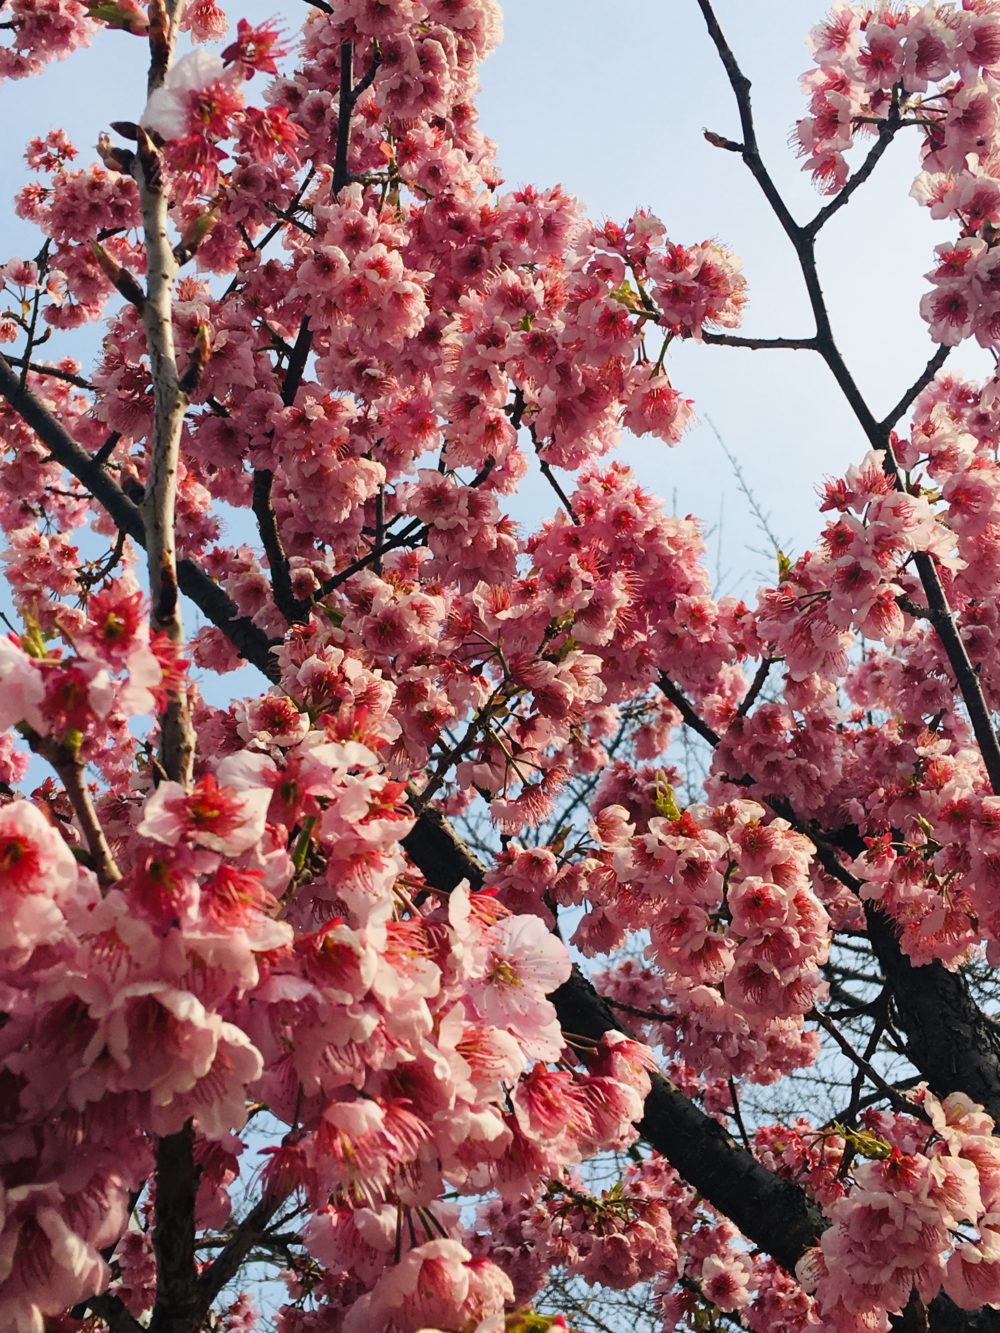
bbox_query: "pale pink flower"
[0,799,80,956]
[0,636,44,731]
[465,914,571,1061]
[343,1239,475,1333]
[137,773,270,855]
[141,49,242,141]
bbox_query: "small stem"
[702,333,817,352]
[728,1076,751,1150]
[804,109,901,239]
[605,997,675,1024]
[658,672,720,747]
[736,656,774,718]
[31,736,121,886]
[810,1007,916,1115]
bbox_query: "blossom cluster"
[8,0,1000,1330]
[799,1090,1000,1329]
[796,2,1000,355]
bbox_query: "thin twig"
[702,333,817,352]
[28,735,121,886]
[805,112,901,239]
[810,1008,916,1115]
[736,655,774,718]
[3,354,93,390]
[728,1076,751,1150]
[703,412,783,555]
[879,343,952,430]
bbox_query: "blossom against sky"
[0,1,990,582]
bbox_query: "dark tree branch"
[316,517,427,598]
[3,354,93,389]
[401,810,825,1271]
[736,655,773,718]
[663,663,1000,1130]
[701,332,818,351]
[252,467,306,622]
[333,41,381,196]
[78,1293,146,1333]
[805,114,902,239]
[695,0,802,251]
[883,453,1000,790]
[401,802,1000,1330]
[658,671,720,747]
[195,1191,291,1315]
[149,1122,199,1333]
[605,997,675,1024]
[554,967,826,1273]
[252,315,314,625]
[865,905,1000,1124]
[880,343,952,430]
[0,353,278,680]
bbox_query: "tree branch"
[251,316,314,625]
[149,1122,199,1333]
[0,354,278,680]
[805,114,901,239]
[194,1190,290,1314]
[735,655,773,718]
[2,354,94,389]
[333,40,381,196]
[701,332,817,351]
[880,344,952,430]
[28,734,122,886]
[133,120,194,787]
[79,1292,146,1333]
[251,469,308,624]
[555,966,826,1273]
[810,1005,916,1115]
[883,437,1000,793]
[401,809,825,1272]
[142,13,201,1330]
[658,671,720,747]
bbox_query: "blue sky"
[0,0,990,599]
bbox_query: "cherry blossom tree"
[9,1,1000,1330]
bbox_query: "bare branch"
[657,672,720,747]
[27,733,121,886]
[701,332,817,351]
[810,1006,916,1115]
[880,343,952,431]
[149,1122,199,1333]
[2,355,93,389]
[805,114,901,239]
